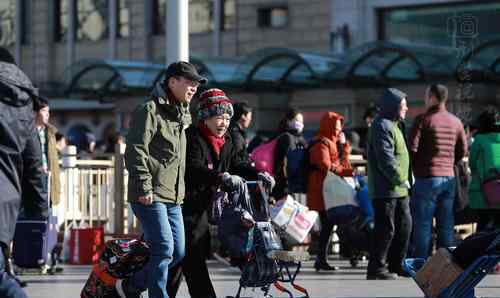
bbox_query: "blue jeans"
[411,177,456,259]
[0,247,28,298]
[128,202,185,298]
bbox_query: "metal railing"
[54,144,139,236]
[53,148,370,237]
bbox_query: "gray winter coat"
[0,62,48,246]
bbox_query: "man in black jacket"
[0,48,48,298]
[229,102,252,155]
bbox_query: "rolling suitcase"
[12,215,58,273]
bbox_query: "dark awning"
[62,41,499,100]
[63,59,164,99]
[455,39,500,83]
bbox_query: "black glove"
[220,172,244,192]
[258,172,275,191]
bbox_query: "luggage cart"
[403,234,500,298]
[223,181,310,298]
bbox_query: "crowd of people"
[1,47,499,298]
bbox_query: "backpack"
[250,138,279,175]
[286,139,325,193]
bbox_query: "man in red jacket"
[408,84,468,259]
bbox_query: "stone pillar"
[166,0,189,65]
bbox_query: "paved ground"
[20,258,500,298]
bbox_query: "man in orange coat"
[307,112,353,271]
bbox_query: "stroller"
[216,180,310,298]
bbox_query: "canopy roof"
[63,39,500,99]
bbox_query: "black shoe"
[314,261,339,272]
[366,271,398,280]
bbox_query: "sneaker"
[115,279,127,298]
[366,271,398,280]
[115,279,142,298]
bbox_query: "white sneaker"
[115,279,127,298]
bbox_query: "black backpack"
[286,138,326,193]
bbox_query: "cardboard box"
[415,248,464,298]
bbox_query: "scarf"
[198,122,226,157]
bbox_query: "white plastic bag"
[322,171,357,210]
[284,209,318,243]
[270,195,307,228]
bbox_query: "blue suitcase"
[12,215,58,271]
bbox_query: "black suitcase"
[12,215,58,273]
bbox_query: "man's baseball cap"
[164,61,207,85]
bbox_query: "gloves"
[258,172,275,191]
[219,172,244,192]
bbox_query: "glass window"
[152,0,166,35]
[379,2,500,47]
[222,0,235,30]
[153,0,235,35]
[76,0,108,41]
[190,0,212,33]
[0,0,15,47]
[20,0,31,45]
[257,7,288,28]
[118,0,129,38]
[55,0,129,42]
[54,0,69,42]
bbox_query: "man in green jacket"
[366,88,412,280]
[119,62,206,298]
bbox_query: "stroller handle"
[245,180,273,220]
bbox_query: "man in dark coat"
[366,88,412,280]
[0,48,48,298]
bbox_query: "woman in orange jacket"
[307,112,353,271]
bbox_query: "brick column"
[128,0,151,61]
[31,0,52,84]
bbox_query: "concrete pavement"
[21,258,500,298]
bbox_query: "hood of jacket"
[150,82,192,127]
[378,88,407,121]
[0,62,37,107]
[317,112,344,141]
